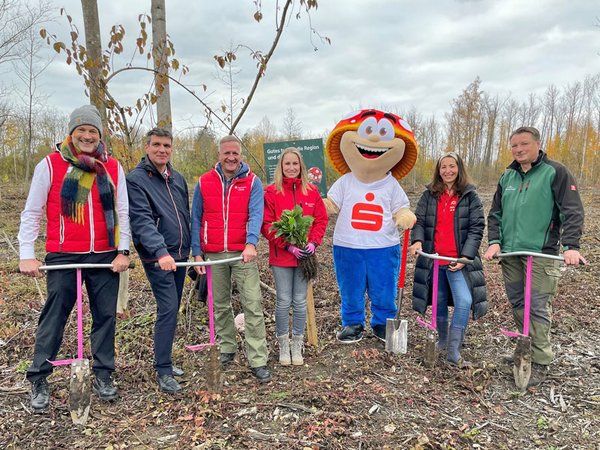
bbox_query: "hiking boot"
[157,373,182,393]
[336,324,364,343]
[93,374,119,402]
[277,335,291,366]
[31,377,49,411]
[372,324,386,342]
[172,365,184,377]
[251,366,272,384]
[291,335,304,365]
[436,319,449,351]
[220,352,236,367]
[527,363,548,387]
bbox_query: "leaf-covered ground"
[1,185,599,449]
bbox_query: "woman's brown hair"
[429,151,471,197]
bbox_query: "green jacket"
[488,151,584,254]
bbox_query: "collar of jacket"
[282,177,302,188]
[140,156,173,179]
[426,182,476,197]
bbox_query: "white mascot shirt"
[327,172,409,249]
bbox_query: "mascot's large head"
[326,109,418,181]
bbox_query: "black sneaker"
[527,363,549,387]
[220,352,236,367]
[251,366,272,384]
[31,377,49,411]
[93,374,119,402]
[157,373,182,393]
[336,324,364,343]
[372,324,386,342]
[172,365,184,377]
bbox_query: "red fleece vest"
[45,152,120,253]
[199,168,255,253]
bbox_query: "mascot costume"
[325,109,418,343]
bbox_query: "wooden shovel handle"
[398,229,410,289]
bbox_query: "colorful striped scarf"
[59,135,119,247]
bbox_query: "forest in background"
[3,73,599,192]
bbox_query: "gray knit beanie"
[68,105,103,137]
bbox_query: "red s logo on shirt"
[351,192,383,231]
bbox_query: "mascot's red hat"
[326,109,418,180]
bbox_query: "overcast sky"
[11,0,600,138]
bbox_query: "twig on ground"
[260,280,276,296]
[276,402,316,413]
[373,372,399,385]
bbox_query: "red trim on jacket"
[45,152,120,253]
[433,190,458,265]
[199,168,255,253]
[261,177,328,267]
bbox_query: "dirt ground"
[0,185,599,450]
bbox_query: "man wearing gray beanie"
[18,104,130,412]
[68,104,104,138]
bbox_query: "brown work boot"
[527,363,548,387]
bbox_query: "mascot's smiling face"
[340,113,406,175]
[326,109,418,183]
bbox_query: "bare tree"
[540,84,560,142]
[0,0,50,66]
[151,0,172,130]
[11,1,52,180]
[445,77,485,167]
[281,107,302,139]
[80,0,112,148]
[481,93,502,183]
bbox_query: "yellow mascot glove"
[394,207,416,229]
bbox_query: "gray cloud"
[7,0,599,137]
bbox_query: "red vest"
[45,152,120,253]
[199,168,255,253]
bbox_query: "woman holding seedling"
[410,152,487,366]
[262,148,328,366]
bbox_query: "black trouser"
[26,252,119,382]
[142,262,186,376]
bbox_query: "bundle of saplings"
[270,205,318,280]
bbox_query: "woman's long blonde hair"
[274,147,311,195]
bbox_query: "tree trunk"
[151,0,172,131]
[81,0,111,148]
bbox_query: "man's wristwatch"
[116,250,130,256]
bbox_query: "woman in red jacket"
[262,148,328,366]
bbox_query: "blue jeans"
[436,266,472,330]
[271,266,308,336]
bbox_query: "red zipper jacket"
[261,177,328,267]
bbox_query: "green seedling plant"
[270,205,318,280]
